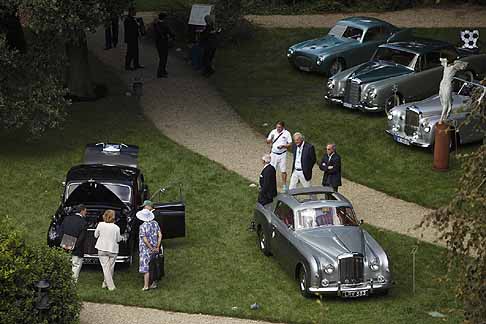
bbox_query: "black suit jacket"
[59,213,88,257]
[124,16,139,44]
[154,20,175,45]
[319,152,342,188]
[258,164,277,205]
[291,142,317,181]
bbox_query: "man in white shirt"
[289,132,316,190]
[266,121,292,191]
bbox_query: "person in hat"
[136,208,162,290]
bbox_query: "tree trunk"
[65,32,95,99]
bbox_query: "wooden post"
[433,122,450,171]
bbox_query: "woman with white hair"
[258,153,277,206]
[136,208,162,290]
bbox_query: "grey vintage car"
[325,39,486,113]
[386,78,486,148]
[253,186,392,298]
[287,17,407,76]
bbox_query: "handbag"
[149,252,164,284]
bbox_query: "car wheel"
[298,264,312,298]
[328,59,345,77]
[374,288,389,296]
[258,229,271,256]
[384,94,402,115]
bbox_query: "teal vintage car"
[287,17,408,76]
[325,39,486,113]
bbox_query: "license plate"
[343,102,353,108]
[393,135,410,146]
[298,66,310,72]
[342,290,369,298]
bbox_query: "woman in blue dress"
[136,202,162,290]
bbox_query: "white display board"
[188,4,213,26]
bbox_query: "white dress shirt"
[295,142,304,170]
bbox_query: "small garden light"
[35,279,51,311]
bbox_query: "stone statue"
[439,58,468,123]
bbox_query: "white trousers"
[270,152,287,173]
[98,250,117,290]
[71,256,84,282]
[289,170,311,189]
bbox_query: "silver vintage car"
[325,39,486,113]
[386,78,486,148]
[253,186,392,298]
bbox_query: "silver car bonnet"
[298,226,365,258]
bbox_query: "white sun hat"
[136,209,155,222]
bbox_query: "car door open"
[151,184,186,239]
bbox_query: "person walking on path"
[59,204,88,282]
[124,6,143,70]
[94,209,125,291]
[104,13,119,50]
[136,208,162,291]
[289,132,316,190]
[266,121,292,192]
[200,15,218,77]
[153,12,175,78]
[319,143,342,192]
[258,154,277,207]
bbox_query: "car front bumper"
[385,130,432,148]
[82,254,132,264]
[324,95,383,112]
[309,280,392,297]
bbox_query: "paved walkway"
[246,4,486,28]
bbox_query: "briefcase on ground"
[149,252,164,284]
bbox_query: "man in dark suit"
[59,204,88,282]
[258,154,277,206]
[104,13,119,50]
[124,6,143,70]
[319,143,342,192]
[289,132,316,190]
[153,12,175,78]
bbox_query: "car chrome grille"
[339,255,364,284]
[343,80,360,106]
[405,108,420,136]
[295,56,313,68]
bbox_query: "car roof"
[278,186,352,209]
[84,143,139,168]
[337,16,395,29]
[382,39,452,55]
[66,164,139,183]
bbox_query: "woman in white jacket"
[94,210,123,290]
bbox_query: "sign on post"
[188,4,213,26]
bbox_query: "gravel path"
[83,8,449,322]
[246,4,486,28]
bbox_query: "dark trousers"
[104,18,119,48]
[202,47,216,74]
[125,41,139,68]
[156,41,169,76]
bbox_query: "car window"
[295,206,358,230]
[293,192,337,202]
[66,182,132,203]
[329,24,363,41]
[274,202,294,228]
[373,47,417,68]
[423,51,441,70]
[363,26,388,42]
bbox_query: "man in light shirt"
[266,121,292,191]
[289,132,316,190]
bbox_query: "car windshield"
[66,182,132,203]
[329,24,364,41]
[372,47,417,68]
[295,206,358,230]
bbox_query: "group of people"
[59,200,163,291]
[105,6,218,78]
[258,121,342,206]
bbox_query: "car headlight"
[369,258,380,271]
[323,263,335,274]
[316,56,325,65]
[366,88,377,101]
[327,79,336,90]
[287,48,295,57]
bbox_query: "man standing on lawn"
[124,6,143,70]
[289,132,316,190]
[319,143,342,192]
[266,121,292,192]
[258,154,277,207]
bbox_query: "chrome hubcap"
[259,233,265,250]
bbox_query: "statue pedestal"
[433,122,450,171]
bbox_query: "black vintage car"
[47,143,186,264]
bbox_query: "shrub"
[0,218,81,324]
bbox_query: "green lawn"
[211,27,485,209]
[0,56,463,323]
